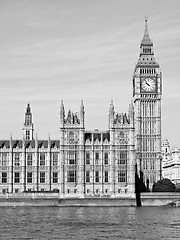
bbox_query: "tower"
[59,100,85,197]
[133,18,162,188]
[23,103,34,140]
[108,101,135,194]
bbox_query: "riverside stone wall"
[141,192,180,206]
[0,192,180,206]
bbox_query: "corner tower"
[23,103,34,140]
[133,18,162,188]
[59,100,85,197]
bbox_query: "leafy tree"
[152,178,176,192]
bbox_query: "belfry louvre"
[0,20,162,197]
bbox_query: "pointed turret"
[109,100,114,128]
[60,100,65,126]
[80,100,85,127]
[141,17,153,47]
[109,100,114,114]
[134,18,159,75]
[128,101,134,125]
[23,103,34,140]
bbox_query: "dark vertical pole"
[135,163,142,207]
[24,148,26,192]
[49,149,51,192]
[37,151,39,191]
[11,150,13,193]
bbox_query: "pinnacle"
[141,18,153,46]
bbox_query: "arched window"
[119,131,124,139]
[69,131,75,143]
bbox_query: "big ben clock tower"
[133,18,162,188]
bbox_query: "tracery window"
[2,172,7,183]
[104,152,108,165]
[40,172,45,183]
[14,153,20,166]
[95,171,99,182]
[86,171,90,182]
[53,172,58,183]
[105,171,108,182]
[118,170,127,183]
[52,153,58,167]
[86,152,90,165]
[67,170,76,182]
[27,153,32,166]
[69,131,75,143]
[1,153,8,166]
[14,172,20,183]
[118,151,127,165]
[27,172,32,183]
[40,153,45,166]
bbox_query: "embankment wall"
[0,192,180,207]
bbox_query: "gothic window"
[27,153,32,166]
[26,130,30,140]
[95,152,99,165]
[40,153,45,166]
[118,170,127,183]
[150,159,154,170]
[118,151,127,165]
[119,131,125,142]
[14,172,20,183]
[27,172,32,183]
[86,152,90,164]
[104,152,108,165]
[1,153,8,166]
[105,171,108,183]
[95,171,99,182]
[40,172,45,183]
[69,131,75,144]
[68,151,76,164]
[14,153,20,166]
[67,170,76,182]
[86,171,90,182]
[2,172,7,183]
[52,153,58,167]
[53,172,58,183]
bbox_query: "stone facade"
[0,19,162,196]
[162,139,180,186]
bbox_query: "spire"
[80,100,85,117]
[134,18,159,71]
[60,100,65,125]
[80,100,85,127]
[23,103,34,140]
[141,16,153,46]
[80,99,84,112]
[60,100,65,113]
[26,103,31,114]
[25,103,32,126]
[109,100,114,114]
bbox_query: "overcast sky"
[0,0,180,147]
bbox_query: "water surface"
[0,206,180,239]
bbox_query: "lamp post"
[159,155,162,180]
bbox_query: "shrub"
[152,178,176,192]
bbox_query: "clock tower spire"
[133,19,162,189]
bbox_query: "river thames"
[0,206,180,239]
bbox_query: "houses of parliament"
[0,19,162,197]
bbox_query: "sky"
[0,0,180,147]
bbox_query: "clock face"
[141,78,156,92]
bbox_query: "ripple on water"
[0,206,180,240]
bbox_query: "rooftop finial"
[141,15,152,46]
[145,14,148,23]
